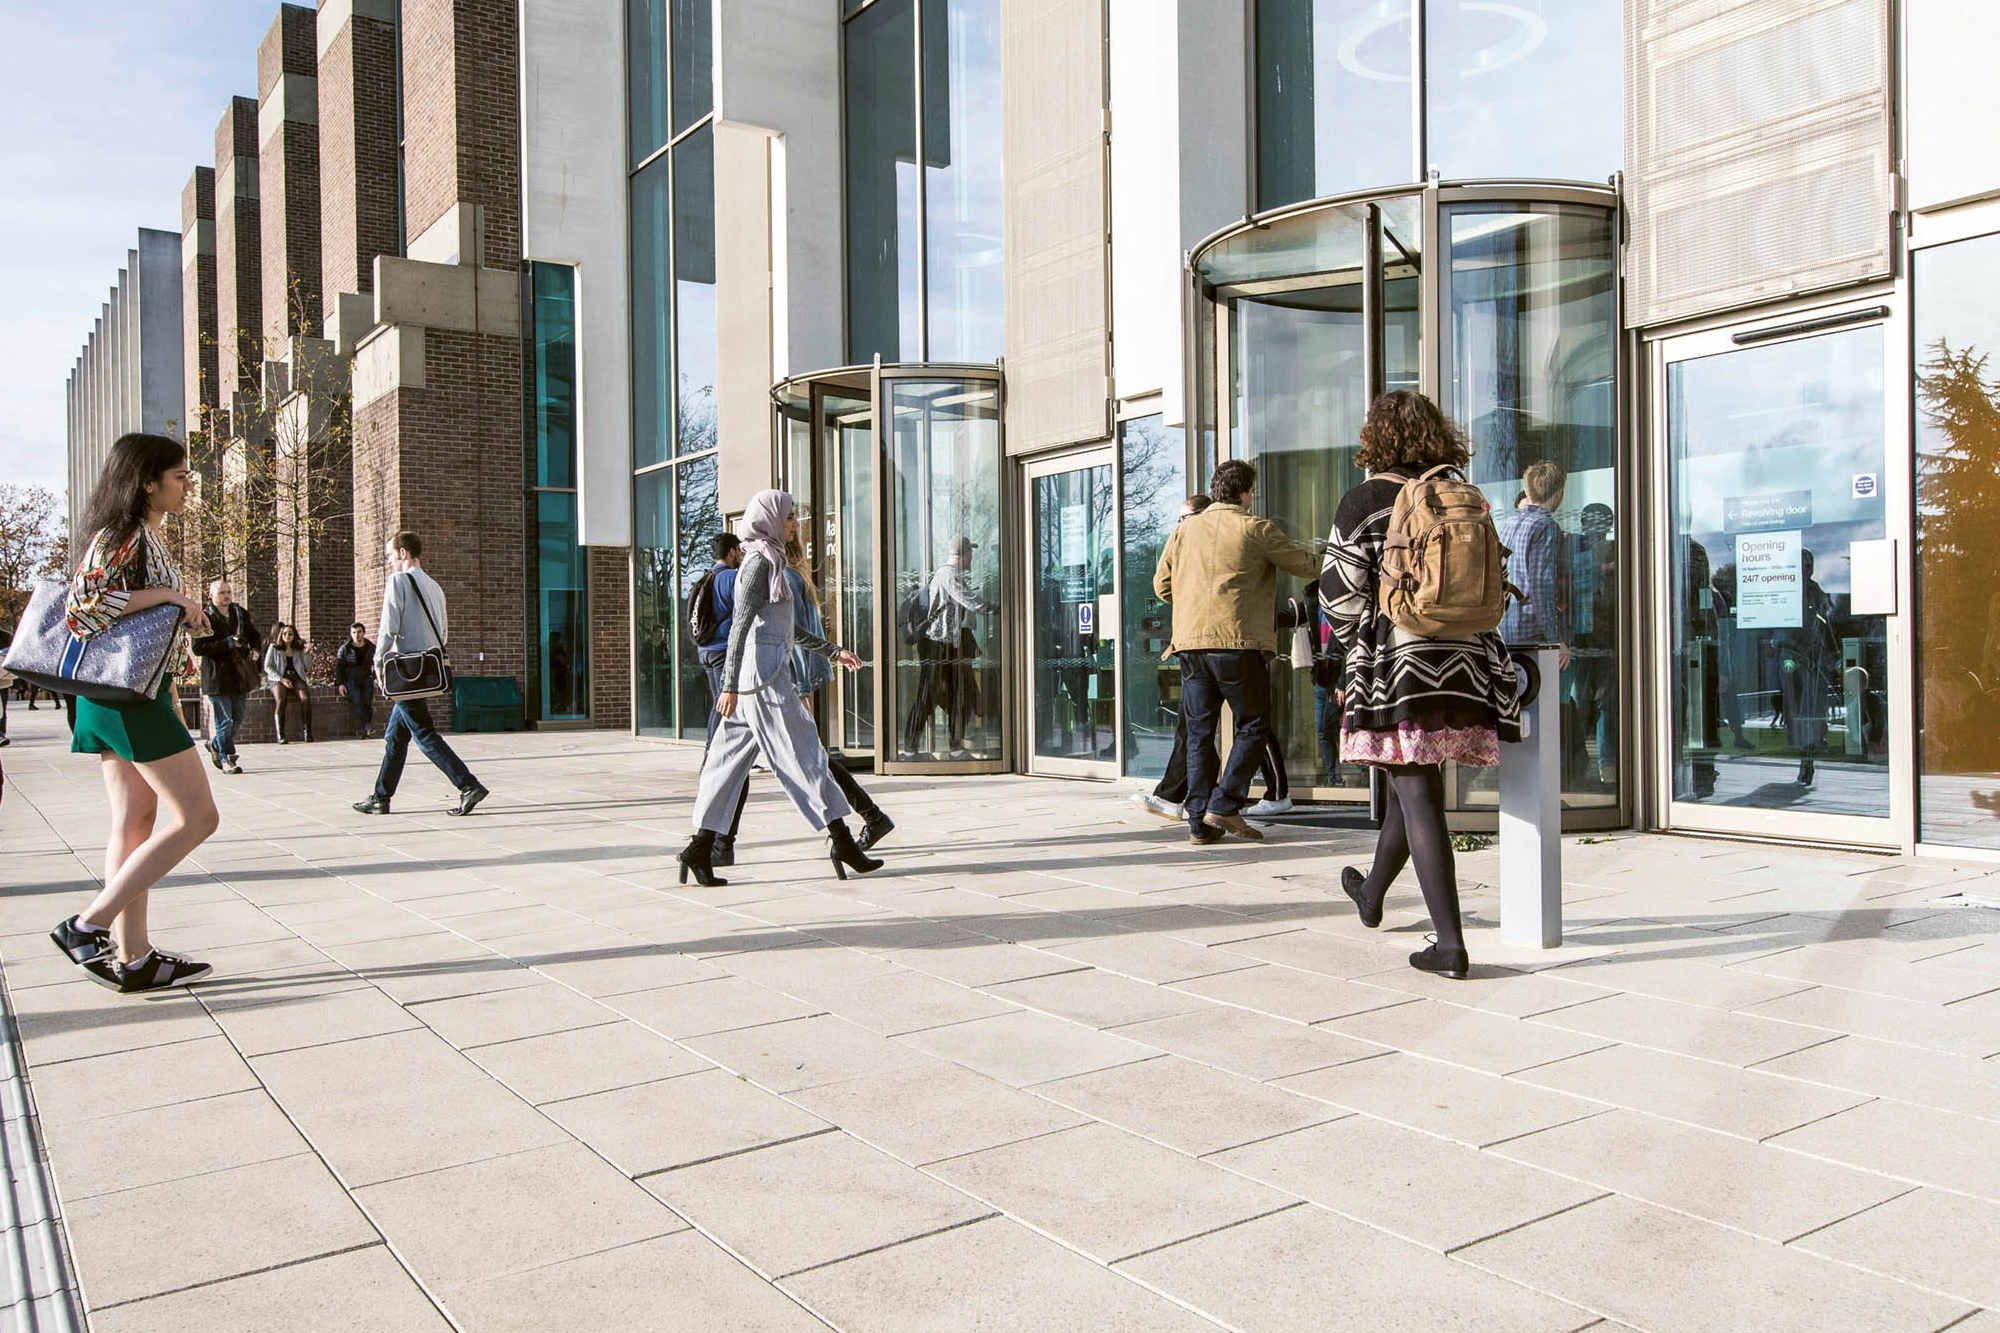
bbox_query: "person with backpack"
[1322,391,1522,980]
[689,532,748,862]
[901,536,995,757]
[1152,460,1321,845]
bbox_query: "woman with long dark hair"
[264,621,313,742]
[1321,392,1521,979]
[47,433,220,993]
[677,490,884,886]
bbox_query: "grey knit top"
[720,552,844,693]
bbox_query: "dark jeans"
[373,699,477,800]
[1360,762,1464,954]
[344,676,376,732]
[207,693,246,758]
[1178,650,1271,820]
[1153,714,1285,806]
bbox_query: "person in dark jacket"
[189,579,262,773]
[335,622,377,736]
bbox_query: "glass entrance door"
[1026,449,1119,777]
[825,389,876,759]
[1657,312,1907,844]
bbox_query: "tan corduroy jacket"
[1152,502,1321,655]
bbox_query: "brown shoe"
[1202,811,1264,841]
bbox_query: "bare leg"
[87,758,157,960]
[78,747,218,960]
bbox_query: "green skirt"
[72,680,194,763]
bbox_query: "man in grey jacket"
[352,531,489,816]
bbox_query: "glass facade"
[628,0,720,737]
[1254,0,1621,208]
[1915,233,2000,848]
[1119,415,1187,779]
[844,0,1004,363]
[525,263,587,721]
[1030,461,1116,766]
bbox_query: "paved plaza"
[2,706,1999,1331]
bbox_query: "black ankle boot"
[827,819,883,881]
[1342,866,1385,929]
[1798,755,1815,785]
[678,830,728,887]
[711,835,736,868]
[859,809,895,852]
[1409,942,1470,980]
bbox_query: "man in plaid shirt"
[1497,460,1571,668]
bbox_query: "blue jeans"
[344,675,376,732]
[373,699,477,800]
[208,693,246,758]
[1179,650,1271,821]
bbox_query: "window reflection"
[1256,0,1414,208]
[1444,205,1618,810]
[669,0,711,135]
[673,127,717,456]
[1916,234,2000,847]
[1425,0,1620,181]
[1120,416,1187,779]
[630,157,671,468]
[634,472,674,735]
[536,493,588,719]
[924,0,1004,361]
[845,0,921,362]
[627,0,670,166]
[1031,464,1116,764]
[675,455,721,739]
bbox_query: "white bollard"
[1499,646,1563,948]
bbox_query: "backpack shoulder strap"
[1417,463,1460,483]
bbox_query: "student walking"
[678,490,880,886]
[1152,461,1320,845]
[351,532,489,816]
[693,532,749,864]
[190,579,260,772]
[46,433,219,994]
[335,621,377,736]
[1322,391,1521,979]
[264,623,313,743]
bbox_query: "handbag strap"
[401,573,447,651]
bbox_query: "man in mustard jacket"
[1153,459,1320,845]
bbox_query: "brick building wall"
[180,168,218,435]
[259,4,321,345]
[587,545,631,729]
[399,0,520,267]
[318,1,401,312]
[213,97,261,406]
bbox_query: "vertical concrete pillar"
[260,4,322,346]
[318,0,401,325]
[215,97,263,407]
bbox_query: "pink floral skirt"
[1341,722,1499,768]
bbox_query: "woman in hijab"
[679,490,884,886]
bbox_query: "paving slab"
[1768,1098,2000,1199]
[683,1013,938,1092]
[788,1061,1089,1166]
[1514,1042,1870,1141]
[1327,997,1613,1075]
[1034,1054,1340,1156]
[1279,1052,1606,1147]
[898,1008,1160,1087]
[21,1033,256,1126]
[541,1069,829,1176]
[986,967,1212,1028]
[40,1088,309,1199]
[1111,1004,1385,1080]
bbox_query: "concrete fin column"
[318,0,400,331]
[260,3,322,347]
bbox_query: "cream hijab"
[736,489,793,602]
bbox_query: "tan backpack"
[1377,466,1516,637]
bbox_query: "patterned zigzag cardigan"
[1317,475,1522,768]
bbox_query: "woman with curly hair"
[1319,391,1521,979]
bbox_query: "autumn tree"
[0,484,63,620]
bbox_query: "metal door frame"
[1021,444,1122,780]
[1646,291,1912,849]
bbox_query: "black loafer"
[1342,866,1384,929]
[1409,943,1470,980]
[353,795,391,814]
[448,784,490,817]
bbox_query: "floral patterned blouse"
[67,525,196,681]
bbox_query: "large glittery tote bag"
[1,576,185,704]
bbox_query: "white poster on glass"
[1736,530,1803,629]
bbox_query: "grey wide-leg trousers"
[692,672,851,834]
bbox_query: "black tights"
[1362,763,1464,954]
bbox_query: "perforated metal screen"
[1625,0,1892,329]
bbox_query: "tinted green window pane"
[1426,0,1620,181]
[671,0,712,132]
[536,492,588,719]
[922,0,1004,362]
[1256,0,1414,209]
[634,471,675,734]
[628,0,669,166]
[1916,234,2000,846]
[845,0,921,362]
[674,127,717,456]
[675,454,722,740]
[528,263,576,489]
[1119,416,1186,779]
[631,158,671,468]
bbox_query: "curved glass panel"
[845,0,921,362]
[889,379,1004,763]
[828,393,877,755]
[675,454,722,739]
[674,126,717,455]
[1668,329,1888,816]
[924,0,1005,361]
[1444,204,1617,810]
[1425,0,1620,181]
[1119,415,1188,779]
[1915,233,2000,846]
[1031,462,1116,764]
[1197,194,1419,289]
[1256,0,1414,209]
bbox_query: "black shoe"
[113,949,212,993]
[353,795,391,814]
[1409,943,1470,980]
[1188,818,1224,847]
[1342,866,1384,929]
[79,956,125,992]
[711,835,736,868]
[1797,757,1815,786]
[678,831,728,886]
[826,819,883,881]
[50,914,113,965]
[859,810,895,852]
[207,743,223,770]
[448,784,490,817]
[223,757,242,774]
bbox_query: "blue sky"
[0,1,279,501]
